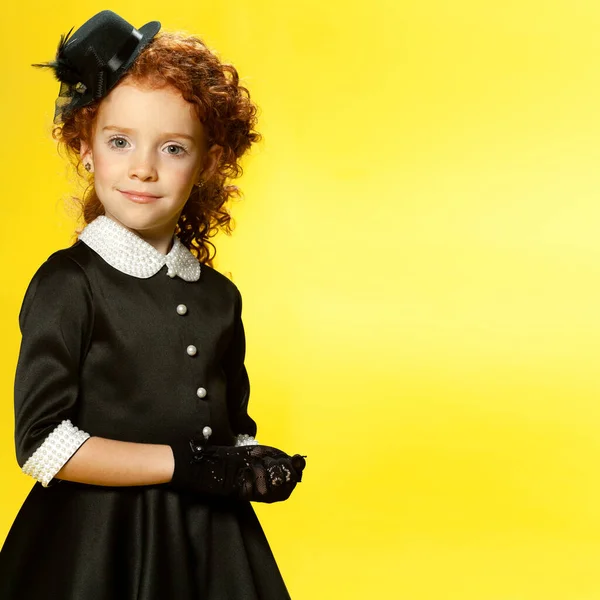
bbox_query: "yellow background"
[2,1,600,598]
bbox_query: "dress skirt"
[0,481,291,599]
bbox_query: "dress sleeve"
[223,286,259,446]
[14,254,93,487]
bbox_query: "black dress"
[0,218,291,599]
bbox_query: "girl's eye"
[108,136,129,149]
[165,144,186,156]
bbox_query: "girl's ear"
[80,139,93,167]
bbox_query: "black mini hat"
[32,10,161,123]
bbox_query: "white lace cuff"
[22,419,91,487]
[235,433,259,447]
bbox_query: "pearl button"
[202,426,212,439]
[196,387,207,398]
[186,345,197,356]
[176,304,188,315]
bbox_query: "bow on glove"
[169,439,306,504]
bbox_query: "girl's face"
[80,82,221,245]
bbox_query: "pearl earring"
[195,180,204,189]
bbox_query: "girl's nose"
[128,150,158,181]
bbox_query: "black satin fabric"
[0,241,291,599]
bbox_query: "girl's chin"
[103,212,178,235]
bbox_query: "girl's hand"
[245,445,306,479]
[238,445,307,504]
[168,440,306,503]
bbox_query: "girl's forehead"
[95,82,203,136]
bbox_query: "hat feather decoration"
[31,27,82,84]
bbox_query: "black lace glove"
[169,439,306,503]
[238,444,307,504]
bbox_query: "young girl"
[0,10,305,599]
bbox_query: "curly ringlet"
[54,30,262,267]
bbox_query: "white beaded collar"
[78,215,201,282]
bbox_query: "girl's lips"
[119,190,162,204]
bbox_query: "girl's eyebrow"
[102,125,196,142]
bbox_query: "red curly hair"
[54,30,261,267]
